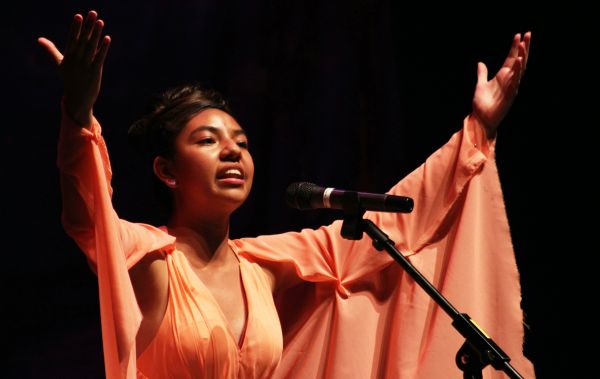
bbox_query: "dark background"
[3,2,590,378]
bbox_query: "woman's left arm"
[238,32,532,294]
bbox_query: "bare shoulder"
[129,250,169,356]
[129,250,168,312]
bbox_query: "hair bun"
[127,83,230,160]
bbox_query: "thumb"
[37,37,64,65]
[476,62,488,85]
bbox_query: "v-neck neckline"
[179,245,250,351]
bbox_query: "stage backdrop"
[4,2,586,378]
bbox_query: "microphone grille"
[286,182,317,209]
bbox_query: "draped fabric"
[57,103,534,378]
[134,248,283,378]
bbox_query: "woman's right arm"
[40,11,174,269]
[41,13,174,376]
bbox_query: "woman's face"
[169,108,254,213]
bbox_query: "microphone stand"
[339,195,524,379]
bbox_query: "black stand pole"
[340,202,524,379]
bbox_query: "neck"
[167,212,232,267]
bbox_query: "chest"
[193,265,247,344]
[138,253,284,378]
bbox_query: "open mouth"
[217,167,245,185]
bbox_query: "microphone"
[286,182,413,213]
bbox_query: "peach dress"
[57,104,534,378]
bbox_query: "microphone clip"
[340,191,366,240]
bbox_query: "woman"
[39,10,534,379]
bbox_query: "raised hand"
[38,10,111,126]
[472,32,531,139]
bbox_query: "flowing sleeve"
[57,103,175,379]
[234,115,534,378]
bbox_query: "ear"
[153,156,177,188]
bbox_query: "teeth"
[221,169,243,179]
[225,169,242,176]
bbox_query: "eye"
[237,140,249,149]
[197,138,215,145]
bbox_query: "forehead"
[183,108,242,134]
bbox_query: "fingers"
[514,31,531,81]
[61,10,108,67]
[80,11,99,42]
[72,11,98,59]
[508,33,521,58]
[499,33,519,71]
[85,19,105,64]
[521,31,531,71]
[513,56,523,87]
[65,11,98,60]
[510,57,523,96]
[37,37,64,64]
[64,13,83,55]
[476,62,489,86]
[500,31,531,82]
[93,36,111,69]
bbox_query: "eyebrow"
[189,125,247,138]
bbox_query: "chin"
[218,191,249,208]
[211,183,252,209]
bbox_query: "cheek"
[245,154,255,181]
[176,151,216,182]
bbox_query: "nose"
[220,137,242,162]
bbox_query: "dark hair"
[128,84,232,214]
